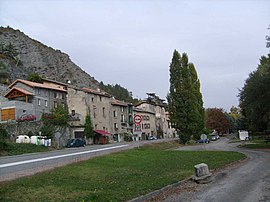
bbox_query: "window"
[38,99,41,106]
[62,93,65,99]
[95,124,98,129]
[121,114,124,123]
[94,109,97,118]
[72,110,75,116]
[38,88,40,95]
[99,96,102,102]
[121,107,124,113]
[114,123,118,130]
[54,101,58,108]
[91,97,94,102]
[102,107,105,118]
[113,110,117,117]
[128,106,132,114]
[45,100,48,107]
[54,92,57,98]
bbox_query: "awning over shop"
[94,130,112,136]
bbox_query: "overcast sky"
[1,0,269,111]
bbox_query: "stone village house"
[133,107,156,140]
[0,79,67,122]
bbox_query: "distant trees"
[99,82,137,104]
[167,50,204,143]
[239,54,270,132]
[205,108,230,134]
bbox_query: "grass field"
[0,142,245,202]
[241,142,270,149]
[0,142,52,156]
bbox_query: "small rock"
[193,163,212,184]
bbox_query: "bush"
[179,132,191,144]
[0,127,9,150]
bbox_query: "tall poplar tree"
[167,50,204,143]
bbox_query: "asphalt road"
[161,137,270,202]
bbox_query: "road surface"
[148,137,270,202]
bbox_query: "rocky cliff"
[0,27,99,89]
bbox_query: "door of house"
[1,108,15,121]
[74,131,84,138]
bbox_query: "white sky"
[0,0,269,111]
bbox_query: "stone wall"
[1,121,72,147]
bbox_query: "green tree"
[84,114,94,139]
[227,106,241,132]
[41,105,68,147]
[239,54,270,132]
[27,73,43,83]
[167,50,204,144]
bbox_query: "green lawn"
[0,142,52,156]
[0,142,245,202]
[241,142,270,149]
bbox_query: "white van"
[239,130,249,140]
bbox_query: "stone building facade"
[133,107,156,140]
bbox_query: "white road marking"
[0,144,129,168]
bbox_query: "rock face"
[0,27,99,89]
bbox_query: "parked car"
[211,134,218,141]
[17,114,36,122]
[196,138,210,143]
[148,136,157,140]
[66,138,86,148]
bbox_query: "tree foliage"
[205,108,230,134]
[239,54,270,132]
[227,106,242,132]
[167,50,204,143]
[84,114,94,139]
[27,73,43,83]
[99,82,136,103]
[266,25,270,49]
[41,105,68,139]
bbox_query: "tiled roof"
[133,107,155,115]
[4,87,34,97]
[82,87,111,97]
[111,99,128,106]
[9,79,67,92]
